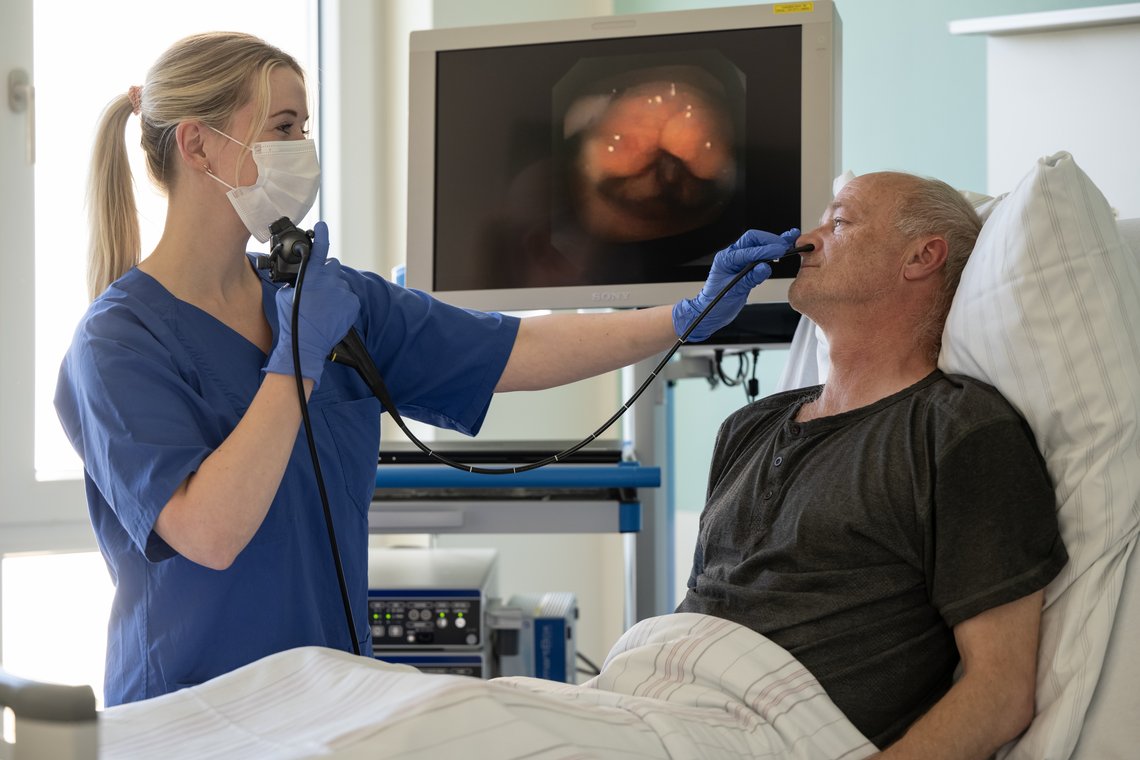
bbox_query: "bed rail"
[0,669,96,760]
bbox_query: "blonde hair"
[86,32,304,300]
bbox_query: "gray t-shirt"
[677,370,1067,748]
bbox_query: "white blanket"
[101,613,874,759]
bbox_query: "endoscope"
[265,216,812,476]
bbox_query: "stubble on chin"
[787,278,813,316]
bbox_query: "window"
[33,0,318,479]
[0,0,317,699]
[1,552,114,707]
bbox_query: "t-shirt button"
[773,455,783,467]
[762,490,774,500]
[789,424,801,436]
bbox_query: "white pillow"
[939,152,1140,760]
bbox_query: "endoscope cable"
[330,243,814,475]
[289,251,361,657]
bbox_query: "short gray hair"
[889,174,982,359]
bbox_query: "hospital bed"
[2,152,1137,759]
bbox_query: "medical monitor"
[406,2,840,312]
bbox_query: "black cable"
[747,348,761,402]
[290,253,361,656]
[713,348,746,387]
[576,651,602,676]
[335,244,815,475]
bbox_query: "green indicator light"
[371,613,379,621]
[457,612,464,617]
[385,613,392,620]
[439,612,445,618]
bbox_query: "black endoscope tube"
[333,243,815,475]
[289,249,361,657]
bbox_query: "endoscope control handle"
[328,327,372,373]
[259,217,314,285]
[263,218,378,380]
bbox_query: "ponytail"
[84,32,304,301]
[86,94,141,300]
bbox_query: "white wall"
[979,15,1140,216]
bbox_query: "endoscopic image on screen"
[556,57,738,245]
[431,26,801,294]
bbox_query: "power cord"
[576,651,602,678]
[713,348,746,388]
[710,346,765,403]
[746,347,761,402]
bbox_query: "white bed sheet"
[1069,536,1140,759]
[100,613,875,760]
[1066,215,1140,760]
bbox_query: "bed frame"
[0,669,96,759]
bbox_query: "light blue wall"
[670,348,790,511]
[616,0,1135,189]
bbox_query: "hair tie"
[127,85,142,116]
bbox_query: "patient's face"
[788,173,914,318]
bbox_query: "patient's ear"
[903,237,948,282]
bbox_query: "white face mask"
[206,129,321,243]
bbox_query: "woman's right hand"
[264,222,361,389]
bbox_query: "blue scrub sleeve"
[345,269,520,436]
[55,307,217,560]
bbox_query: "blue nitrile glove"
[265,222,361,389]
[672,228,800,342]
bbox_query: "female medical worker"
[54,32,795,706]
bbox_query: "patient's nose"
[797,228,823,255]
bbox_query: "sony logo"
[590,290,631,302]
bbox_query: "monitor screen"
[406,2,840,312]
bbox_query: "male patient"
[677,172,1068,758]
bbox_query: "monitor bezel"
[406,1,840,312]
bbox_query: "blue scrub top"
[54,258,519,706]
